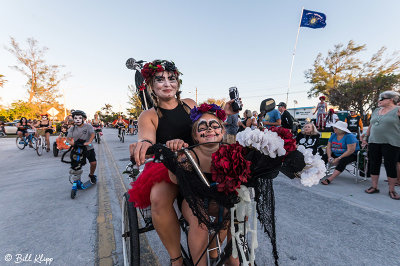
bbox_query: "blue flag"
[300,9,326,29]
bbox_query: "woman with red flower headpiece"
[128,60,238,265]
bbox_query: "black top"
[281,110,293,130]
[39,121,50,127]
[296,133,320,155]
[346,115,361,132]
[238,117,250,132]
[156,103,193,145]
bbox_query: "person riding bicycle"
[66,110,97,185]
[36,114,53,152]
[17,117,33,147]
[92,113,103,134]
[63,109,75,130]
[115,116,128,137]
[128,59,238,266]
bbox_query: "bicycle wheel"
[133,128,138,135]
[16,137,26,150]
[122,193,140,266]
[53,142,59,157]
[122,130,125,143]
[31,136,38,151]
[36,137,43,156]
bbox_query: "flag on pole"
[300,9,326,29]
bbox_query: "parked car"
[4,122,18,134]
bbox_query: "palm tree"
[101,103,113,116]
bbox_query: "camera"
[229,87,242,112]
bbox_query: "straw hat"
[332,121,351,134]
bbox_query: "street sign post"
[47,107,59,117]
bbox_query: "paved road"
[1,129,399,265]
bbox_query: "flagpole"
[286,7,304,105]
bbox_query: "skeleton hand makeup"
[74,115,84,125]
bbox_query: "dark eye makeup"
[197,120,221,133]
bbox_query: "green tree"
[328,74,400,115]
[101,103,113,116]
[0,101,67,121]
[99,103,116,123]
[6,37,70,104]
[127,85,143,118]
[305,40,400,99]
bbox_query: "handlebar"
[128,142,225,187]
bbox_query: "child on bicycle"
[165,104,239,266]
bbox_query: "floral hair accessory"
[141,60,182,84]
[190,103,227,123]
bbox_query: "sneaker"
[89,175,97,184]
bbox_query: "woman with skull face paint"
[128,60,238,265]
[36,114,53,152]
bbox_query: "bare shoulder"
[138,108,157,122]
[182,98,197,108]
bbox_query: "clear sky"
[1,0,400,119]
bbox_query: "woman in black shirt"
[296,122,320,155]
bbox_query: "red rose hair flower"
[141,60,181,84]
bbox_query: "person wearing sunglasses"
[362,90,400,200]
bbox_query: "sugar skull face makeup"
[197,119,222,133]
[74,115,83,125]
[194,116,223,144]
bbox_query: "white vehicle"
[4,122,18,134]
[287,106,317,126]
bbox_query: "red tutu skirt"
[127,162,171,208]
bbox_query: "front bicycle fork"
[70,169,83,199]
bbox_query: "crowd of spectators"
[224,90,400,200]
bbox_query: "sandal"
[321,179,331,185]
[389,191,400,200]
[365,187,380,194]
[170,255,182,265]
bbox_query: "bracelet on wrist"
[140,139,153,145]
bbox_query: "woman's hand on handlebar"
[130,141,152,165]
[166,139,189,152]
